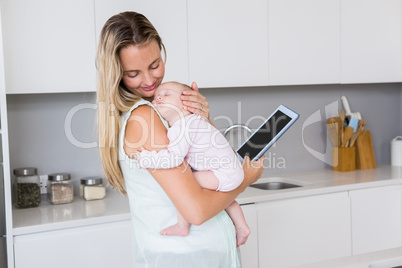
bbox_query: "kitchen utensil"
[327,117,338,146]
[341,96,362,119]
[341,96,352,116]
[349,119,365,147]
[356,130,376,169]
[339,110,345,126]
[348,117,359,133]
[336,117,344,147]
[342,126,353,147]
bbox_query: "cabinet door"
[350,185,402,255]
[94,0,188,84]
[187,0,269,88]
[1,0,96,93]
[268,0,341,85]
[257,192,351,267]
[14,221,132,268]
[239,203,258,268]
[341,0,402,83]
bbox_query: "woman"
[96,11,264,267]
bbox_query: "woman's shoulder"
[124,101,169,151]
[129,103,153,117]
[123,99,155,122]
[126,102,160,130]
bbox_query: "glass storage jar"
[47,173,74,205]
[80,177,106,201]
[13,167,41,208]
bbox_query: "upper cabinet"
[268,0,341,85]
[341,0,402,83]
[187,0,269,88]
[1,0,96,94]
[94,0,189,84]
[1,0,401,93]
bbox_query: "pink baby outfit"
[139,114,244,192]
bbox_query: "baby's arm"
[138,132,191,169]
[138,147,184,169]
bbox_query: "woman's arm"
[124,105,264,225]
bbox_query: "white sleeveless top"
[118,99,241,268]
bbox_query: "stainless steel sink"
[249,181,302,190]
[249,177,308,190]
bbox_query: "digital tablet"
[236,105,299,161]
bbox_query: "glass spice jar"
[13,167,41,208]
[47,173,74,205]
[80,177,106,201]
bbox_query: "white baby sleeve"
[138,126,191,169]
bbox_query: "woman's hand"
[181,82,210,120]
[242,156,265,186]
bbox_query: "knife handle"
[341,96,352,116]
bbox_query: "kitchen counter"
[238,165,402,204]
[12,191,131,235]
[295,247,402,268]
[12,165,402,236]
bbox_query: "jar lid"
[392,136,402,142]
[13,167,38,176]
[80,177,103,186]
[48,173,71,181]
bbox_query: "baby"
[136,81,250,247]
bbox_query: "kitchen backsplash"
[6,83,402,185]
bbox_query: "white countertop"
[12,165,402,236]
[295,247,402,268]
[237,165,402,204]
[12,191,131,235]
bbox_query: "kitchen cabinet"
[257,192,351,267]
[341,0,402,83]
[268,0,341,85]
[94,0,189,84]
[0,0,96,94]
[187,0,269,88]
[239,203,258,268]
[14,220,132,268]
[350,185,402,255]
[0,8,14,267]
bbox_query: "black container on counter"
[47,173,74,205]
[13,167,41,208]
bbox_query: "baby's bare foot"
[160,223,190,237]
[236,226,251,247]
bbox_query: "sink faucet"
[223,124,252,138]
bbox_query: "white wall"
[6,83,401,184]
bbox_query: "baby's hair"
[168,81,193,93]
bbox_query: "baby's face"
[152,82,185,117]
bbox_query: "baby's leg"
[226,201,250,247]
[160,211,191,237]
[160,171,218,237]
[193,170,220,190]
[194,171,250,247]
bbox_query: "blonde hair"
[96,11,166,194]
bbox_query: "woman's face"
[119,40,165,100]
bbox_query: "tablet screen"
[237,110,292,160]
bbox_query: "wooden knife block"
[356,130,376,169]
[333,146,356,172]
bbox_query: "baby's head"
[152,81,192,122]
